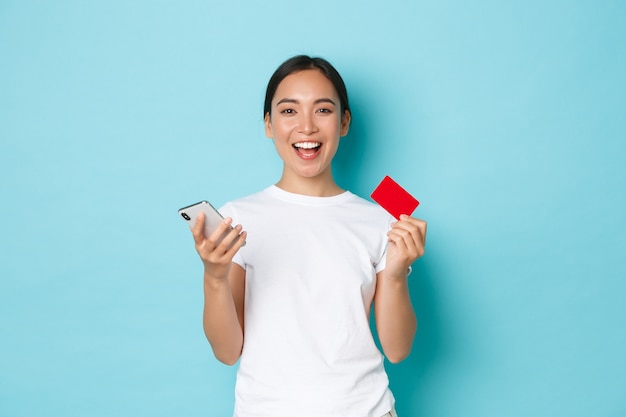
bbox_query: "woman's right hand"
[191,212,247,282]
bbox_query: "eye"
[280,108,295,115]
[316,107,333,114]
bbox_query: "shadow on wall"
[332,89,374,197]
[387,258,446,415]
[335,93,447,415]
[333,116,367,195]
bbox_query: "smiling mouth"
[293,141,321,158]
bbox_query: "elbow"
[381,338,414,363]
[385,349,411,364]
[204,329,243,366]
[219,357,240,366]
[214,350,241,366]
[210,341,242,366]
[383,327,417,364]
[382,323,417,364]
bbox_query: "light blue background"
[1,1,625,416]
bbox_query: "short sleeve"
[373,215,413,276]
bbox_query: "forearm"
[374,271,417,363]
[202,272,244,365]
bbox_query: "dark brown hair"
[263,55,351,117]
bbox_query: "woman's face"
[265,69,350,184]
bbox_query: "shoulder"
[345,192,393,219]
[218,187,273,216]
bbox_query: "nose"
[298,111,318,135]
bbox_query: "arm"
[192,213,247,365]
[202,263,245,365]
[374,215,427,363]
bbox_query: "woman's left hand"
[385,214,427,279]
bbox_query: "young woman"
[191,55,427,417]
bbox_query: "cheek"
[272,119,298,135]
[329,119,345,135]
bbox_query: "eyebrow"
[276,97,337,106]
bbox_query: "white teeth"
[293,142,321,149]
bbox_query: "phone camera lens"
[181,212,191,221]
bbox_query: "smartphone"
[178,201,243,246]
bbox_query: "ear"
[340,110,351,137]
[264,112,273,138]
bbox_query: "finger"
[396,216,427,245]
[225,229,247,254]
[388,227,415,255]
[214,224,243,252]
[389,222,425,259]
[390,222,420,248]
[191,212,207,243]
[399,215,427,231]
[207,217,235,246]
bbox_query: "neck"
[275,171,344,197]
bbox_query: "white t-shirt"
[220,186,396,417]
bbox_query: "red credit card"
[371,176,420,219]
